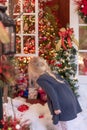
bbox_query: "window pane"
[14,16,21,34]
[23,36,35,54]
[79,26,87,50]
[79,52,87,75]
[23,15,35,34]
[14,2,20,13]
[23,0,35,13]
[16,36,21,54]
[79,16,85,24]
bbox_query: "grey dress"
[37,73,82,125]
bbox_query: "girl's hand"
[54,109,61,115]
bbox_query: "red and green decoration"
[13,56,30,98]
[0,116,30,130]
[55,27,79,96]
[56,27,79,51]
[39,1,61,66]
[15,0,60,66]
[0,55,16,87]
[74,0,87,23]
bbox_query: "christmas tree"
[39,1,61,66]
[55,27,79,95]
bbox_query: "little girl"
[28,56,82,130]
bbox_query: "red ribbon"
[58,28,73,50]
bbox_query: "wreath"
[74,0,87,23]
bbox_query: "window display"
[79,52,87,75]
[14,0,38,56]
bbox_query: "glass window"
[14,0,38,56]
[79,52,87,75]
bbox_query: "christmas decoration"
[0,114,30,130]
[14,0,60,63]
[12,56,30,98]
[0,55,16,87]
[0,97,30,130]
[74,0,87,23]
[56,27,79,51]
[39,1,61,66]
[55,27,79,95]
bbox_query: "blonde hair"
[28,56,64,83]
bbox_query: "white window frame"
[7,0,39,57]
[70,0,87,84]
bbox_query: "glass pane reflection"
[79,26,87,50]
[16,36,21,54]
[79,16,84,24]
[23,15,35,34]
[79,52,87,75]
[23,36,35,54]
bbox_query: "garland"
[74,0,87,23]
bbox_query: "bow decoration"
[56,27,79,51]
